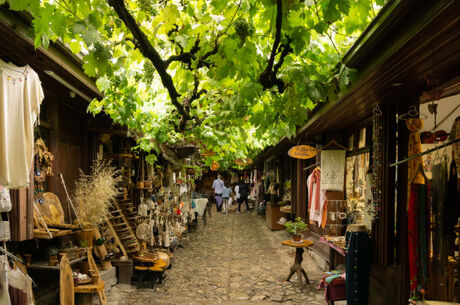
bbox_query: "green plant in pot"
[48,247,59,266]
[285,217,308,242]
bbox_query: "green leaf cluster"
[5,0,385,169]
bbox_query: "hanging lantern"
[210,161,220,171]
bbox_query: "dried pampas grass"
[73,159,121,227]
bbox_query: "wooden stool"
[282,239,314,289]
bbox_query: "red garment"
[307,168,321,224]
[408,183,420,292]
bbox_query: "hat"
[277,217,287,225]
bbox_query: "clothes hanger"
[373,105,383,115]
[317,139,347,151]
[399,105,428,120]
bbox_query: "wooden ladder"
[106,201,140,255]
[116,198,142,229]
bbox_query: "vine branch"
[259,0,291,93]
[107,0,192,125]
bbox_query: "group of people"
[212,174,251,214]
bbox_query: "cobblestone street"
[107,207,341,304]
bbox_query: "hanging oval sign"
[201,149,216,156]
[288,145,317,159]
[234,158,253,166]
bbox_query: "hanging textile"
[320,150,346,191]
[307,168,327,226]
[0,60,44,189]
[431,162,447,276]
[406,118,425,185]
[408,179,430,293]
[345,230,370,305]
[444,160,459,237]
[449,116,460,172]
[0,255,11,305]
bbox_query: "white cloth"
[0,60,44,188]
[193,198,208,216]
[0,256,11,305]
[212,178,224,194]
[320,150,346,191]
[235,185,240,199]
[0,185,11,212]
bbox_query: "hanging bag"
[0,186,11,213]
[0,214,10,242]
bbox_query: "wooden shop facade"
[0,6,197,305]
[254,0,460,304]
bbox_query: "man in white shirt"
[212,174,225,212]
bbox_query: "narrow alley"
[107,208,337,305]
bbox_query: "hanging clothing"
[7,265,33,305]
[320,150,346,191]
[406,118,425,186]
[0,60,44,189]
[408,182,430,292]
[431,162,447,276]
[449,116,460,172]
[445,160,459,237]
[0,256,11,305]
[307,168,327,227]
[345,230,370,305]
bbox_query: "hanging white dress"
[0,256,11,305]
[0,60,44,188]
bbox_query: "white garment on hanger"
[320,150,346,191]
[0,255,11,305]
[7,263,34,305]
[0,60,44,188]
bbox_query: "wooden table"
[282,239,314,289]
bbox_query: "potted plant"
[49,247,59,266]
[285,217,308,242]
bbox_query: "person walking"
[222,183,230,214]
[212,174,225,212]
[237,179,250,213]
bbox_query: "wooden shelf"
[110,153,134,158]
[27,256,87,271]
[33,229,82,239]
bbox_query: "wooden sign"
[201,149,216,156]
[234,158,253,166]
[288,145,317,159]
[234,158,245,165]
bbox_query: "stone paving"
[107,207,345,304]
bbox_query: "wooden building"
[255,0,460,303]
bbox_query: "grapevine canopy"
[5,0,385,169]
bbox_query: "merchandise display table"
[281,239,313,288]
[319,236,346,270]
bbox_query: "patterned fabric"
[307,168,327,227]
[345,230,370,305]
[406,118,425,185]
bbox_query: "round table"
[282,239,314,289]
